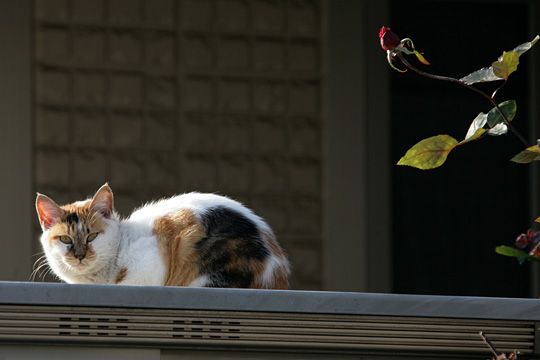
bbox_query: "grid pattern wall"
[33,0,323,289]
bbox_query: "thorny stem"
[396,53,530,148]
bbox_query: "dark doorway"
[391,1,532,297]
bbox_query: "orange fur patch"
[47,202,106,243]
[46,201,105,265]
[115,267,128,284]
[61,202,106,230]
[153,209,206,286]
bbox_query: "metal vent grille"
[0,305,535,354]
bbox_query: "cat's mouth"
[64,257,95,272]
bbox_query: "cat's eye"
[57,235,72,244]
[86,232,99,242]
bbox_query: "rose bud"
[527,229,538,241]
[531,231,540,244]
[379,26,401,51]
[515,233,529,249]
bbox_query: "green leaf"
[461,103,515,143]
[463,113,487,142]
[397,135,458,170]
[510,145,540,164]
[487,123,508,136]
[486,100,516,128]
[460,67,501,85]
[513,34,539,55]
[495,245,535,264]
[460,35,539,85]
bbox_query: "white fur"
[128,192,271,232]
[188,275,210,287]
[40,192,274,286]
[259,255,289,287]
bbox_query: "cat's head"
[35,183,120,281]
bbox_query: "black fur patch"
[66,212,79,224]
[209,269,253,288]
[196,206,269,288]
[200,206,260,240]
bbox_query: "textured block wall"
[33,0,322,289]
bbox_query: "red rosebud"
[379,26,401,51]
[531,231,540,244]
[515,233,529,249]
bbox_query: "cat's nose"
[75,253,85,260]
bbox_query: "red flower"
[379,26,400,51]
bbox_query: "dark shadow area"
[391,1,531,297]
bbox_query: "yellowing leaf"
[397,135,458,170]
[460,112,490,145]
[460,35,539,84]
[510,145,540,164]
[492,51,519,79]
[463,113,487,141]
[535,216,540,223]
[414,51,430,65]
[461,128,486,144]
[459,101,515,138]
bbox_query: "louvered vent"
[0,305,535,354]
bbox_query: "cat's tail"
[256,229,291,290]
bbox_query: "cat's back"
[127,192,290,289]
[127,192,267,229]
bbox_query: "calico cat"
[35,184,290,288]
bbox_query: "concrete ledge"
[0,282,539,357]
[0,281,539,321]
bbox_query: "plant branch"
[491,80,507,100]
[396,53,529,147]
[479,332,507,360]
[529,240,540,257]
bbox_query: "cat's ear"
[36,193,64,231]
[90,183,114,218]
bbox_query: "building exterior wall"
[0,0,32,281]
[0,0,392,293]
[32,0,324,289]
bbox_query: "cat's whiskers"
[35,262,50,280]
[37,265,52,280]
[30,253,47,272]
[30,254,50,281]
[41,267,57,280]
